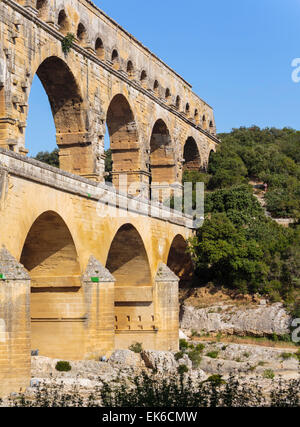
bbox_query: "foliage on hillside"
[187,127,300,306]
[33,148,59,168]
[208,126,300,219]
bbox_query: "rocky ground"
[1,287,299,406]
[1,340,299,406]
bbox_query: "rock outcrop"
[181,302,291,336]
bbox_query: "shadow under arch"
[27,56,90,176]
[149,119,176,198]
[105,223,151,286]
[183,137,201,172]
[106,94,141,193]
[167,234,195,288]
[20,211,84,360]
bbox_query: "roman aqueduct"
[0,0,218,395]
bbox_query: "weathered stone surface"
[82,255,115,283]
[109,350,144,368]
[155,263,179,282]
[177,354,193,370]
[0,246,30,280]
[141,350,177,371]
[181,303,291,336]
[196,341,299,378]
[0,0,218,188]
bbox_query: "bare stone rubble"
[181,302,291,336]
[197,341,299,378]
[141,350,178,372]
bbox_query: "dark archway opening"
[20,211,83,359]
[183,137,201,172]
[167,235,195,288]
[106,224,151,286]
[77,23,87,45]
[106,94,140,193]
[36,0,48,19]
[127,61,134,79]
[26,56,89,175]
[95,38,105,60]
[57,10,70,34]
[111,50,119,70]
[149,119,175,198]
[106,224,154,346]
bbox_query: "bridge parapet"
[0,148,195,229]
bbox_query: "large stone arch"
[26,55,93,176]
[105,223,155,348]
[167,234,194,288]
[106,94,144,194]
[20,210,86,359]
[183,136,201,172]
[149,119,176,200]
[105,223,151,287]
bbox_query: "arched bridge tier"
[0,0,219,396]
[0,149,194,397]
[0,0,218,197]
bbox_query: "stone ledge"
[0,148,195,229]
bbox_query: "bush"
[195,343,205,352]
[204,375,226,386]
[129,342,143,353]
[174,351,184,361]
[179,339,189,351]
[8,371,300,407]
[280,352,294,360]
[55,361,71,372]
[187,349,202,368]
[206,351,219,359]
[177,365,189,375]
[263,369,275,380]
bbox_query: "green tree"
[34,149,59,167]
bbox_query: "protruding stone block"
[154,263,179,351]
[0,246,31,397]
[82,256,115,359]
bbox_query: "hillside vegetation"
[186,127,300,312]
[33,127,300,312]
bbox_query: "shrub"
[187,349,202,368]
[61,33,75,54]
[280,352,294,360]
[179,339,189,351]
[177,365,189,375]
[174,351,184,361]
[263,369,275,380]
[243,352,250,358]
[55,361,71,372]
[6,371,300,407]
[204,375,226,386]
[195,343,205,352]
[129,342,143,353]
[206,351,219,359]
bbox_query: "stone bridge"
[0,0,218,396]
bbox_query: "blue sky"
[26,0,300,156]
